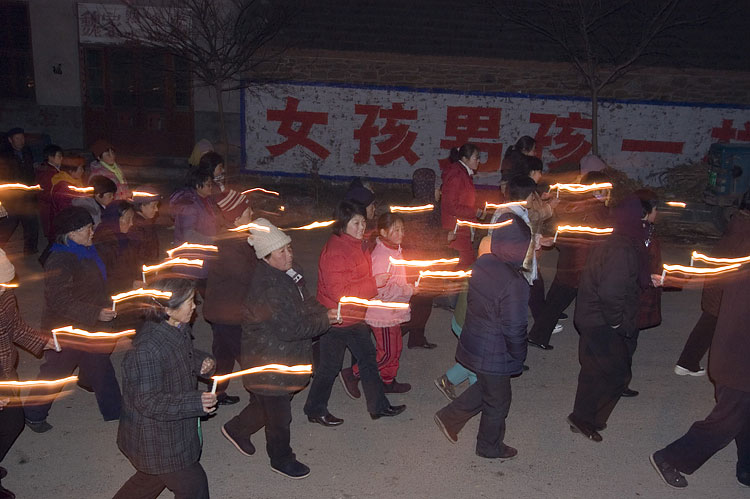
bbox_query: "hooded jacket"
[455,213,530,376]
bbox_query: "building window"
[0,1,35,100]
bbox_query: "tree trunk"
[591,88,599,155]
[215,83,231,176]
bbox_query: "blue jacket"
[456,213,530,376]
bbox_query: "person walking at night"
[221,218,338,479]
[434,212,530,459]
[568,195,650,442]
[130,188,161,267]
[651,265,750,489]
[304,201,405,423]
[113,278,216,499]
[440,143,480,270]
[72,175,117,229]
[0,127,39,255]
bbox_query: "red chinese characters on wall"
[711,119,750,142]
[266,97,331,159]
[439,106,502,172]
[354,103,420,166]
[531,112,592,169]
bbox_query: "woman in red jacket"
[440,143,480,269]
[304,201,406,425]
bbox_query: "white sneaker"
[674,365,706,376]
[552,323,563,335]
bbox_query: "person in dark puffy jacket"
[434,211,530,459]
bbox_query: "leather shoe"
[218,395,241,405]
[527,339,554,350]
[567,414,602,442]
[370,404,406,420]
[307,413,344,427]
[621,388,639,397]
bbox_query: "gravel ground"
[4,229,747,499]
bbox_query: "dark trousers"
[112,461,209,499]
[528,273,545,321]
[225,392,295,468]
[436,372,512,457]
[401,293,435,347]
[209,323,241,397]
[23,348,121,422]
[572,325,634,428]
[676,311,718,371]
[0,400,24,464]
[528,280,577,345]
[304,322,390,416]
[660,385,750,476]
[0,212,39,254]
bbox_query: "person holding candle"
[440,144,480,270]
[113,277,216,499]
[304,201,405,422]
[352,212,414,393]
[434,212,531,459]
[221,218,338,479]
[130,188,162,267]
[0,248,53,498]
[93,201,139,295]
[568,195,651,442]
[23,207,120,432]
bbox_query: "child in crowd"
[72,175,117,228]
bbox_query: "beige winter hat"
[0,248,16,284]
[247,218,291,259]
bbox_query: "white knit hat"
[247,218,291,259]
[0,249,16,284]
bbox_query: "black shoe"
[738,469,750,487]
[338,367,361,399]
[25,419,53,433]
[218,395,240,405]
[559,312,569,320]
[0,467,6,479]
[221,424,255,456]
[370,404,406,420]
[593,423,607,431]
[650,450,688,488]
[567,414,602,442]
[77,382,94,393]
[621,388,639,397]
[407,341,437,349]
[476,444,518,460]
[307,413,344,427]
[434,413,458,443]
[0,484,15,499]
[527,339,553,350]
[271,460,310,479]
[522,364,530,371]
[383,379,411,393]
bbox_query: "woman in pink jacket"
[353,213,414,393]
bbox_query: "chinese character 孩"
[353,103,420,166]
[711,119,750,142]
[266,97,331,159]
[530,112,592,169]
[439,106,502,172]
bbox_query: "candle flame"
[0,375,78,388]
[228,222,271,232]
[68,185,95,193]
[388,256,459,268]
[456,219,513,230]
[556,225,614,235]
[418,270,473,280]
[484,201,528,210]
[339,296,410,310]
[132,190,159,198]
[111,288,173,303]
[212,364,312,382]
[0,283,18,288]
[241,187,280,196]
[283,220,335,231]
[691,251,750,265]
[550,182,613,192]
[390,204,434,213]
[142,258,204,274]
[52,326,136,339]
[666,201,687,208]
[662,263,741,275]
[0,183,42,191]
[165,242,218,258]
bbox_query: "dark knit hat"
[216,189,250,223]
[90,139,114,159]
[54,206,94,236]
[344,178,375,207]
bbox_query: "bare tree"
[486,0,726,154]
[100,0,297,168]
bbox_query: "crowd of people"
[0,127,748,498]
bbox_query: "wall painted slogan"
[242,82,750,185]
